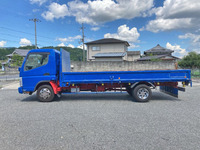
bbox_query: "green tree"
[0,47,15,60]
[12,54,23,66]
[18,45,36,49]
[40,46,84,61]
[178,52,200,69]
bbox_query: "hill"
[0,46,85,61]
[41,46,86,61]
[0,47,16,60]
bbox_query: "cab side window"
[24,53,49,71]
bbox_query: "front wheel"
[132,84,152,102]
[37,85,55,102]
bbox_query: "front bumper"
[18,87,23,94]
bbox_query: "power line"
[0,32,55,44]
[0,38,19,43]
[0,26,55,40]
[0,32,34,41]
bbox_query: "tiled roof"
[14,49,30,56]
[85,38,130,46]
[94,52,126,57]
[127,51,140,55]
[137,55,180,61]
[144,44,173,54]
[7,49,30,57]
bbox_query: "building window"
[92,46,100,51]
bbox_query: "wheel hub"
[137,88,149,100]
[39,88,51,99]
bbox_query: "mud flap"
[160,86,178,98]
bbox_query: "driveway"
[0,81,200,150]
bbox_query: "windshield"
[24,53,49,71]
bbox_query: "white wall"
[71,61,176,72]
[87,43,126,60]
[95,57,123,61]
[127,55,140,61]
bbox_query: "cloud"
[104,24,140,43]
[30,0,47,6]
[143,0,200,32]
[155,0,200,19]
[166,42,187,58]
[77,45,83,49]
[0,41,6,47]
[91,27,100,31]
[69,0,153,25]
[67,44,75,48]
[57,43,75,48]
[57,43,65,47]
[179,33,200,52]
[129,44,139,49]
[145,18,193,33]
[42,0,154,24]
[179,33,200,44]
[57,36,79,49]
[77,45,87,50]
[41,2,69,21]
[32,9,40,12]
[57,35,81,43]
[19,38,32,47]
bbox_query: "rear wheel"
[37,85,55,102]
[132,84,152,102]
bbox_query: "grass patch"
[192,76,200,79]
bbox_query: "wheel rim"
[39,88,51,99]
[137,88,149,100]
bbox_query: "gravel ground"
[0,84,200,150]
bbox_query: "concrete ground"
[0,74,19,81]
[0,81,200,150]
[0,81,19,90]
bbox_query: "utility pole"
[80,23,86,61]
[29,18,41,49]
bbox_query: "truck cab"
[18,49,60,95]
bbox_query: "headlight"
[19,77,23,87]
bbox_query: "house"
[137,44,180,61]
[144,44,173,56]
[7,49,30,59]
[85,38,140,61]
[137,55,180,61]
[127,51,141,61]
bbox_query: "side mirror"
[18,67,21,72]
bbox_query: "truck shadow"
[21,91,180,102]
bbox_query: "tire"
[132,84,152,102]
[55,93,62,101]
[37,85,55,102]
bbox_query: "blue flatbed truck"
[18,49,192,102]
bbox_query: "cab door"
[21,52,55,92]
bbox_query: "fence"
[1,61,177,74]
[71,61,176,72]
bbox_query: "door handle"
[44,73,50,76]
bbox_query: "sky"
[0,0,200,57]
